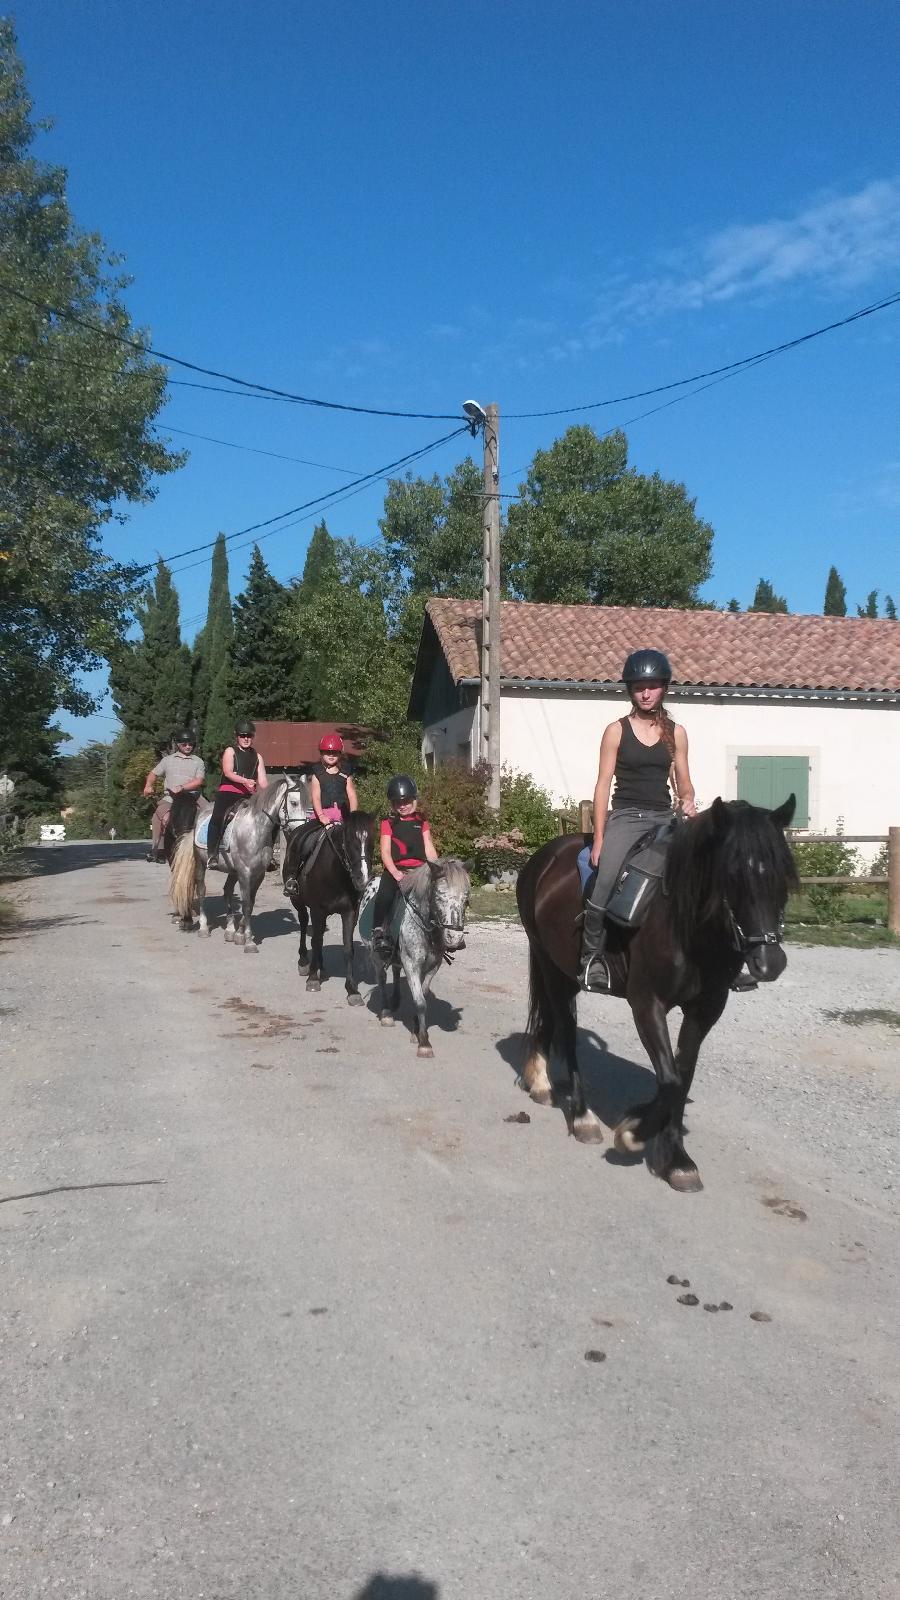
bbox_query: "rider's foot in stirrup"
[283,875,298,897]
[730,969,758,992]
[581,953,612,993]
[372,927,393,961]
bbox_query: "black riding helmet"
[174,728,195,746]
[622,648,672,685]
[387,774,418,807]
[234,719,256,737]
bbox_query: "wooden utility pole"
[889,826,900,937]
[479,403,501,812]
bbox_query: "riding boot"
[579,903,611,992]
[372,925,394,961]
[282,875,299,898]
[731,967,758,992]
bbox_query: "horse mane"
[664,802,797,953]
[404,857,470,900]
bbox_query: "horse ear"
[770,792,796,830]
[710,797,731,836]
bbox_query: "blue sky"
[15,0,900,748]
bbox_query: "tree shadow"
[5,843,145,880]
[249,907,304,943]
[495,1026,656,1134]
[354,1575,438,1600]
[3,912,99,939]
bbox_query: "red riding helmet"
[319,733,344,754]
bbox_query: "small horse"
[169,776,296,951]
[516,797,796,1190]
[282,813,375,1003]
[363,860,470,1058]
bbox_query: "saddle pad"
[196,811,236,855]
[357,877,406,947]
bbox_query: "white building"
[409,599,900,838]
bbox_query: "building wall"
[458,689,899,837]
[421,703,477,769]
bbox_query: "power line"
[158,424,364,474]
[504,287,900,417]
[144,425,468,575]
[0,282,463,420]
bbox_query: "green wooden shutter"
[737,755,809,827]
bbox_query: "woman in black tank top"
[580,649,696,990]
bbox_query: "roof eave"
[456,677,900,703]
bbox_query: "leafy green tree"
[886,595,897,621]
[192,534,233,757]
[823,566,847,616]
[110,560,192,746]
[749,578,789,614]
[379,458,485,674]
[726,598,741,613]
[231,544,297,719]
[283,539,408,728]
[505,427,713,606]
[856,589,879,618]
[0,20,181,790]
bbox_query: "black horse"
[282,814,375,1003]
[163,790,202,869]
[516,796,797,1192]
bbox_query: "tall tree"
[749,578,789,614]
[379,458,485,673]
[230,545,298,719]
[110,560,192,746]
[297,520,337,598]
[823,566,847,616]
[192,534,233,757]
[505,427,713,606]
[886,595,897,621]
[0,20,181,790]
[856,589,879,618]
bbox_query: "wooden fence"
[555,808,900,936]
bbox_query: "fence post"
[889,827,900,938]
[579,799,593,834]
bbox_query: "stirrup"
[283,876,298,897]
[731,971,758,992]
[581,954,612,993]
[372,928,394,960]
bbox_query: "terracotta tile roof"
[253,721,372,767]
[424,599,900,693]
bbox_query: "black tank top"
[385,813,428,868]
[313,761,349,814]
[219,744,259,791]
[611,716,672,811]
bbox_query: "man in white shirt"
[142,730,205,861]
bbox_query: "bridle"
[403,873,467,959]
[724,899,785,958]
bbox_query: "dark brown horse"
[515,797,797,1192]
[282,814,375,1003]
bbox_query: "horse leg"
[521,945,556,1105]
[306,908,326,991]
[648,989,729,1188]
[240,868,264,952]
[342,905,362,1004]
[405,962,433,1058]
[377,953,394,1024]
[615,992,703,1192]
[296,903,310,974]
[196,857,210,936]
[223,872,237,942]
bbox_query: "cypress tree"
[886,595,897,621]
[748,578,789,614]
[856,589,879,618]
[823,566,847,616]
[193,534,234,758]
[110,560,192,747]
[231,545,297,718]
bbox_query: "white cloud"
[588,179,900,335]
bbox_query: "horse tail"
[169,832,197,921]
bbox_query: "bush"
[497,767,558,852]
[791,836,860,924]
[420,760,490,861]
[355,723,424,814]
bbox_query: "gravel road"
[1,844,899,1600]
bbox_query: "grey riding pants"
[587,806,673,909]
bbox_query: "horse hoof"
[234,932,245,946]
[667,1168,704,1194]
[614,1118,645,1154]
[223,930,234,944]
[380,1015,395,1027]
[243,941,258,954]
[417,1045,434,1059]
[572,1109,605,1144]
[347,993,364,1006]
[297,961,310,975]
[306,979,321,993]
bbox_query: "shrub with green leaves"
[497,768,559,852]
[790,837,860,924]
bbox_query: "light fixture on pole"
[464,398,501,811]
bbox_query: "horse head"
[707,794,797,982]
[342,811,376,895]
[426,858,471,953]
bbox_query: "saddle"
[282,822,331,897]
[357,877,406,953]
[579,817,678,931]
[196,807,238,859]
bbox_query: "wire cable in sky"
[142,425,468,576]
[0,282,462,420]
[158,423,364,474]
[504,287,900,418]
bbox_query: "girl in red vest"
[372,774,438,957]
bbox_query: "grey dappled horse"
[169,776,297,951]
[361,859,470,1057]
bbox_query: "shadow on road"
[8,843,146,880]
[495,1026,656,1131]
[364,975,463,1036]
[354,1577,438,1600]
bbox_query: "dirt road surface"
[2,844,899,1600]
